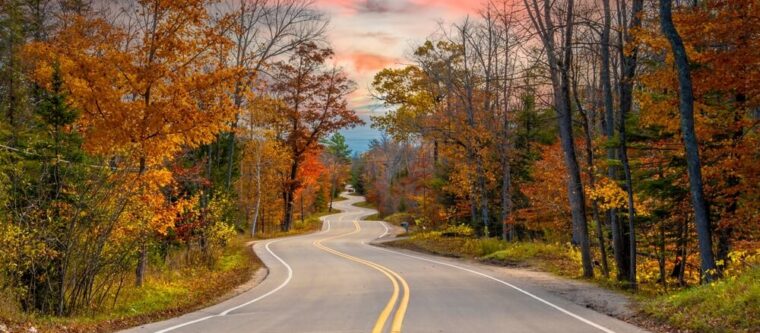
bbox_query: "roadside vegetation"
[1,0,355,330]
[1,236,258,332]
[354,1,758,332]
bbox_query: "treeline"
[0,0,357,316]
[355,0,759,289]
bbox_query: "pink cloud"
[409,0,483,14]
[340,52,399,73]
[316,0,485,15]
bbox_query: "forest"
[0,0,758,332]
[0,0,357,327]
[354,0,758,327]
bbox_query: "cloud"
[340,52,399,73]
[317,0,426,15]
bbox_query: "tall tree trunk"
[618,0,645,290]
[601,0,630,282]
[659,0,719,282]
[500,147,513,241]
[524,0,593,277]
[282,160,300,232]
[574,82,610,277]
[135,157,148,287]
[557,0,593,278]
[251,140,262,238]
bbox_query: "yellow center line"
[313,218,410,333]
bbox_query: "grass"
[352,201,376,209]
[362,213,381,221]
[256,209,341,239]
[641,266,760,333]
[1,236,259,332]
[388,234,577,275]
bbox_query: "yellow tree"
[25,0,240,286]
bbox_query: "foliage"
[0,0,338,321]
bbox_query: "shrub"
[441,224,475,238]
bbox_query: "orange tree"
[24,0,240,288]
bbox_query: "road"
[123,194,648,333]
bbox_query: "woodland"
[0,0,357,323]
[0,0,758,332]
[356,0,759,321]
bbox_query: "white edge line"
[372,221,616,333]
[153,217,336,333]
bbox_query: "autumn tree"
[269,43,362,231]
[219,0,327,190]
[24,0,240,287]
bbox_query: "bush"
[384,213,415,225]
[476,238,507,257]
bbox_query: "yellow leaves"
[23,2,239,170]
[587,177,628,211]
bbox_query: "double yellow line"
[313,219,410,333]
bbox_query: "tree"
[25,0,240,287]
[221,0,327,191]
[269,43,362,231]
[659,0,718,282]
[524,0,594,278]
[322,133,351,211]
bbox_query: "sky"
[315,0,485,153]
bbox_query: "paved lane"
[123,194,648,333]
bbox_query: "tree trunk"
[525,0,593,277]
[574,84,610,277]
[601,0,629,282]
[618,0,645,290]
[135,242,147,287]
[251,140,262,238]
[557,0,593,278]
[659,0,719,282]
[282,159,300,232]
[501,150,513,241]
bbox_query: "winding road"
[123,194,648,333]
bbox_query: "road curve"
[122,194,648,333]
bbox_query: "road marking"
[370,222,616,333]
[313,215,410,333]
[153,219,334,333]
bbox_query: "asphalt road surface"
[123,194,648,333]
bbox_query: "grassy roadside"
[1,209,343,332]
[351,200,375,209]
[255,209,341,240]
[351,201,384,221]
[383,226,759,332]
[642,266,759,333]
[1,236,260,333]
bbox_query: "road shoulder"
[372,237,675,333]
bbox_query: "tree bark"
[601,0,630,282]
[282,159,300,232]
[659,0,719,282]
[524,0,593,278]
[251,139,262,238]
